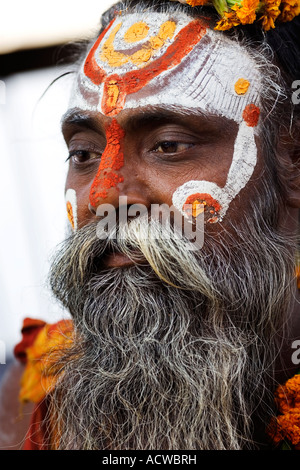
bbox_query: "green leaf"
[212,0,230,15]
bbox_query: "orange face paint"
[89,119,125,207]
[65,188,78,231]
[242,103,260,127]
[83,18,207,116]
[184,193,221,222]
[66,201,75,229]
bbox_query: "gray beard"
[48,182,296,450]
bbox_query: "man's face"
[62,10,263,261]
[51,10,297,450]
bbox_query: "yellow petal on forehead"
[100,22,128,68]
[158,20,177,41]
[131,47,153,66]
[100,19,178,69]
[124,21,150,43]
[234,78,250,95]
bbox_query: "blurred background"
[0,0,115,380]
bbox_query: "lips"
[101,247,147,268]
[102,251,136,268]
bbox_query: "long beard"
[48,181,296,450]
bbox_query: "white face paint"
[65,188,78,231]
[172,121,258,222]
[68,11,262,223]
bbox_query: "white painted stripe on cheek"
[172,121,257,221]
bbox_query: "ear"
[277,118,300,208]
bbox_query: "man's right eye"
[66,150,100,164]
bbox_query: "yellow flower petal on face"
[234,78,250,94]
[66,201,74,230]
[130,47,153,66]
[124,22,150,43]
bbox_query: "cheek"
[172,120,259,224]
[65,188,78,231]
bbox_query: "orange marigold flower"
[232,0,260,24]
[259,0,281,30]
[269,412,300,446]
[19,320,74,403]
[279,0,300,22]
[214,10,241,29]
[186,0,210,5]
[275,374,300,414]
[267,374,300,447]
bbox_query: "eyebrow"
[125,105,228,133]
[61,109,102,135]
[61,105,228,137]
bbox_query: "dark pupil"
[161,142,177,153]
[77,150,90,161]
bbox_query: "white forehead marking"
[124,30,261,124]
[93,12,190,75]
[69,11,262,124]
[172,121,258,221]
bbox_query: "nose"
[88,118,151,216]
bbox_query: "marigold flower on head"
[214,10,241,29]
[186,0,211,5]
[279,0,300,22]
[258,0,282,30]
[231,0,260,24]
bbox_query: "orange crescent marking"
[84,19,207,116]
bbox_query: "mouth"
[101,249,147,268]
[102,252,136,268]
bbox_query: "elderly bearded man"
[1,0,300,451]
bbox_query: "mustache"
[50,205,296,331]
[47,201,297,450]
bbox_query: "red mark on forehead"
[89,119,125,207]
[84,19,207,116]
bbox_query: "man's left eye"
[154,141,193,154]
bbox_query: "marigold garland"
[19,320,73,403]
[267,373,300,449]
[171,0,300,30]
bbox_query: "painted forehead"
[69,11,261,123]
